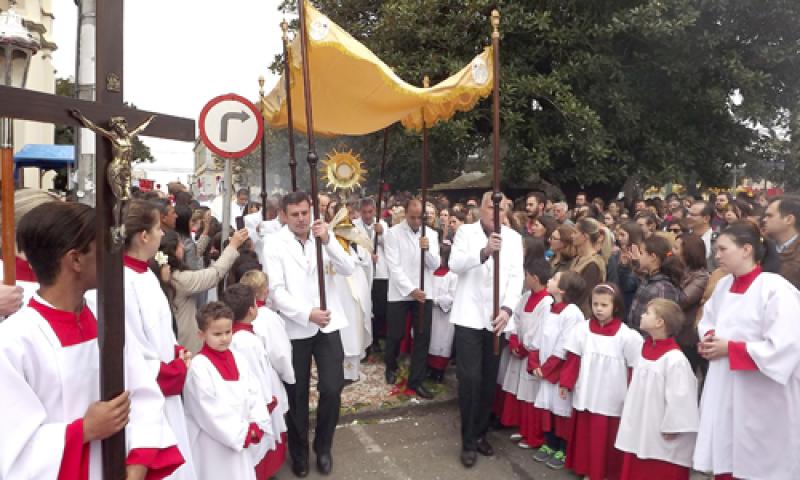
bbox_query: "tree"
[267,1,800,198]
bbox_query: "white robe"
[532,303,584,417]
[230,329,280,452]
[252,306,294,436]
[615,347,699,468]
[694,272,800,479]
[124,265,197,480]
[338,246,373,380]
[428,271,458,358]
[564,319,643,417]
[0,295,180,479]
[183,351,271,480]
[515,292,552,403]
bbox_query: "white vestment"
[514,291,552,403]
[428,270,458,358]
[338,245,373,381]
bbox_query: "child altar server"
[0,202,184,480]
[427,244,458,383]
[123,200,197,479]
[561,283,643,480]
[183,302,271,480]
[529,271,586,469]
[616,299,699,480]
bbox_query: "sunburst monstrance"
[321,148,368,194]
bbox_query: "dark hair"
[229,252,261,284]
[770,195,800,227]
[525,257,552,285]
[693,200,715,220]
[159,230,187,271]
[450,209,467,223]
[155,199,173,216]
[439,243,451,268]
[222,283,255,322]
[236,188,250,198]
[148,258,177,320]
[635,211,659,228]
[174,191,192,207]
[536,215,558,248]
[524,237,546,261]
[281,191,311,212]
[196,301,234,331]
[142,190,162,202]
[17,202,96,286]
[643,235,685,286]
[557,271,587,306]
[665,218,689,233]
[174,205,193,238]
[618,221,644,247]
[591,283,625,318]
[526,191,546,205]
[123,200,160,248]
[719,220,776,265]
[677,233,707,271]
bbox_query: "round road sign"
[199,94,264,159]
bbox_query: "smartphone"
[235,216,245,230]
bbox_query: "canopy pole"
[282,19,299,192]
[373,128,389,273]
[258,76,268,221]
[0,118,15,285]
[297,0,326,309]
[491,10,502,355]
[419,76,430,332]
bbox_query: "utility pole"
[75,0,97,205]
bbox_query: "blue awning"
[13,144,75,169]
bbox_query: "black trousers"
[454,325,503,451]
[284,330,344,463]
[371,279,388,343]
[384,299,432,389]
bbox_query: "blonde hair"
[239,269,268,291]
[596,225,614,261]
[646,298,685,337]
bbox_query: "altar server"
[183,302,270,480]
[695,221,800,480]
[123,200,197,479]
[561,283,643,480]
[0,202,184,480]
[427,244,458,382]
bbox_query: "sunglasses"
[668,228,683,233]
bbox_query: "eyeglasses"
[668,228,683,233]
[550,236,561,241]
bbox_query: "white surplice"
[428,270,458,358]
[532,303,584,417]
[338,245,373,381]
[252,305,294,435]
[515,292,552,403]
[694,272,800,479]
[183,351,270,480]
[564,319,643,417]
[124,264,197,480]
[0,294,180,479]
[615,345,699,468]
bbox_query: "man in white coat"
[245,197,283,266]
[353,197,389,352]
[383,199,441,399]
[264,191,356,477]
[449,191,524,468]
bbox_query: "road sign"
[199,94,264,159]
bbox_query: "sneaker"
[509,433,523,442]
[546,450,566,470]
[517,441,532,449]
[532,445,554,462]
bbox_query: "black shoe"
[291,459,309,477]
[316,453,333,475]
[372,342,383,353]
[476,437,494,457]
[411,384,435,400]
[460,449,477,468]
[385,369,397,385]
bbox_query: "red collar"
[123,255,149,274]
[730,265,762,294]
[29,297,98,347]
[256,300,266,308]
[434,266,449,277]
[524,289,550,313]
[642,337,680,360]
[589,317,622,336]
[15,257,37,282]
[551,302,567,314]
[199,344,239,381]
[232,323,254,334]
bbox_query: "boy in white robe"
[0,201,184,480]
[224,284,286,479]
[427,245,458,383]
[183,302,271,480]
[616,299,699,480]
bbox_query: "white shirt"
[353,217,389,280]
[384,220,440,302]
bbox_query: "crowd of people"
[0,181,798,480]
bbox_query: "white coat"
[353,217,389,280]
[384,220,440,302]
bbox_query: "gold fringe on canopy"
[261,1,494,136]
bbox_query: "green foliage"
[268,1,800,195]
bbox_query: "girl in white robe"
[694,221,800,480]
[183,302,271,480]
[561,283,642,479]
[124,200,197,480]
[616,299,699,480]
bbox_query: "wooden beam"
[0,85,195,142]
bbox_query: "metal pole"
[282,19,299,193]
[0,118,15,285]
[258,76,268,221]
[491,10,502,355]
[221,159,232,242]
[297,0,327,309]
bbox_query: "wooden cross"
[0,2,194,478]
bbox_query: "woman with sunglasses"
[664,218,689,236]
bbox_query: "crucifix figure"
[71,110,155,244]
